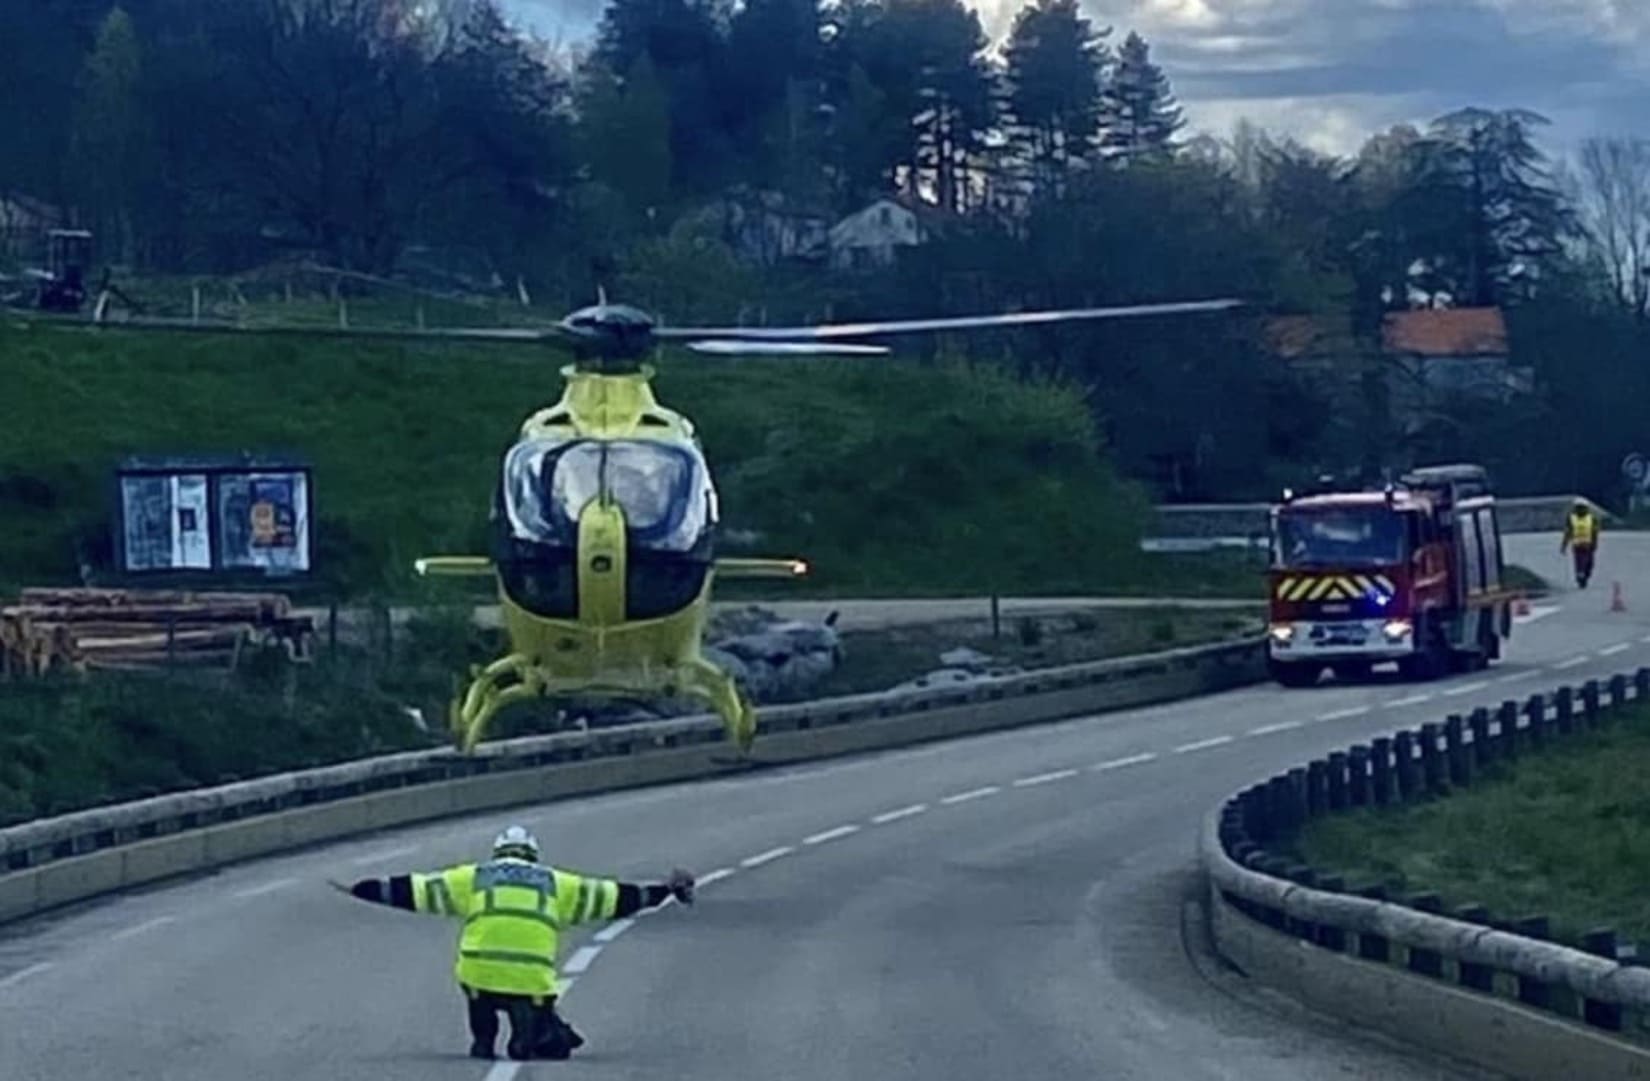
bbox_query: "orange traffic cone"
[1611,581,1627,613]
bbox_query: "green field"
[0,603,1251,825]
[1288,706,1650,944]
[0,319,1255,599]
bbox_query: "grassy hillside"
[0,319,1190,598]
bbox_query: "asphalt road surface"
[3,533,1641,1081]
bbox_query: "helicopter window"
[502,438,714,553]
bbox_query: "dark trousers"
[463,987,581,1060]
[1574,545,1596,584]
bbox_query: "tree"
[1002,0,1107,197]
[1575,137,1650,318]
[1404,108,1576,306]
[1097,31,1182,164]
[70,6,153,266]
[828,0,997,211]
[723,0,828,198]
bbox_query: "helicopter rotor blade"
[685,339,891,356]
[15,306,564,346]
[655,299,1245,343]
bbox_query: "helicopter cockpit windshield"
[503,438,716,554]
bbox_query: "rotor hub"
[558,303,658,364]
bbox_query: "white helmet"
[492,825,540,862]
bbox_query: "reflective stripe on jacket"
[411,859,620,996]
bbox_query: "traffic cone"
[1611,581,1627,613]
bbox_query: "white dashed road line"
[111,916,176,942]
[1317,706,1370,721]
[1013,769,1078,788]
[871,804,927,825]
[0,962,52,991]
[1601,643,1631,657]
[483,1062,520,1081]
[740,846,794,869]
[1443,681,1490,698]
[1248,720,1302,737]
[1094,752,1157,771]
[232,878,296,900]
[562,946,602,975]
[803,825,861,846]
[593,918,635,944]
[940,786,1000,805]
[1495,670,1541,685]
[1174,735,1233,754]
[1556,656,1590,670]
[697,867,737,886]
[1641,634,1650,645]
[1385,694,1434,709]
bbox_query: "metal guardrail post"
[1557,686,1575,735]
[1525,694,1547,749]
[1420,722,1446,794]
[1407,893,1446,976]
[1356,885,1390,962]
[1370,736,1394,805]
[1327,752,1349,811]
[1306,760,1328,816]
[1511,916,1554,1009]
[1445,716,1470,787]
[1469,706,1492,765]
[1581,680,1602,728]
[1583,928,1625,1031]
[1393,730,1418,799]
[1499,700,1520,761]
[1348,745,1370,806]
[1456,904,1495,992]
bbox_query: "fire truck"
[1266,464,1513,687]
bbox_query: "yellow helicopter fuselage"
[418,363,803,754]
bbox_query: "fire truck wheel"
[1268,659,1323,688]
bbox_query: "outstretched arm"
[613,870,695,918]
[335,869,463,917]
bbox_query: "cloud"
[505,0,1650,156]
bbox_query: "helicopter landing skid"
[448,653,759,756]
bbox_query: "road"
[2,533,1640,1081]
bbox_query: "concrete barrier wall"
[0,637,1266,926]
[1199,670,1650,1076]
[1208,885,1650,1081]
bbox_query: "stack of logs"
[0,588,316,676]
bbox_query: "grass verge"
[1286,704,1650,945]
[0,605,1252,825]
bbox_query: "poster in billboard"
[120,473,211,571]
[216,471,311,573]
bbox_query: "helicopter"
[11,286,1244,755]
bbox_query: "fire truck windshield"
[1274,507,1407,567]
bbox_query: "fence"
[1203,669,1650,1077]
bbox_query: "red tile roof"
[1381,307,1507,357]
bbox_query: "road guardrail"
[1202,670,1650,1080]
[0,636,1267,925]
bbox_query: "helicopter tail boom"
[714,558,810,580]
[414,556,495,577]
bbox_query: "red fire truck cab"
[1266,464,1513,687]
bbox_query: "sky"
[505,0,1650,158]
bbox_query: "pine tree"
[71,6,151,265]
[1097,31,1182,164]
[1003,0,1107,193]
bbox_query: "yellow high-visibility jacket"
[1566,511,1599,549]
[352,858,665,998]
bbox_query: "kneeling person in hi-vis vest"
[336,825,695,1061]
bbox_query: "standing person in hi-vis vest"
[335,824,695,1061]
[1561,498,1601,588]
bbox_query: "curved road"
[4,534,1644,1081]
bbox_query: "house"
[1380,307,1529,397]
[690,189,830,268]
[827,198,931,271]
[0,194,65,264]
[1265,306,1530,440]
